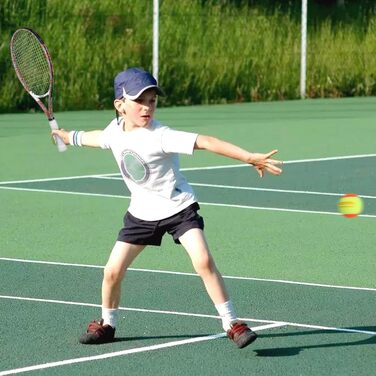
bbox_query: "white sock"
[215,300,238,331]
[102,307,119,328]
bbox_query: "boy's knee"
[103,265,124,284]
[194,252,215,275]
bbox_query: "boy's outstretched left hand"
[249,150,283,178]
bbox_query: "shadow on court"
[255,326,376,357]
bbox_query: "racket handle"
[49,118,67,152]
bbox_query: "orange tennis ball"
[338,194,364,218]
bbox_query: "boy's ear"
[114,98,124,112]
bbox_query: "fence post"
[300,0,308,99]
[153,0,159,82]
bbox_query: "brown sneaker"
[79,319,115,344]
[227,321,257,349]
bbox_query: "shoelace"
[228,322,248,338]
[87,320,105,333]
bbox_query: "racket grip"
[49,118,67,152]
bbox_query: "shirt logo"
[120,150,150,184]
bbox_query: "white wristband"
[69,131,84,146]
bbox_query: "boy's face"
[116,88,157,129]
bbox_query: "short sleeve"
[98,118,119,149]
[161,128,198,155]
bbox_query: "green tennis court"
[0,97,375,375]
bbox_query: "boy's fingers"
[266,149,278,158]
[268,165,283,175]
[265,150,283,164]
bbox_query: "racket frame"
[10,28,66,152]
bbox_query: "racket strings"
[11,31,51,96]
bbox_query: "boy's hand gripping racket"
[10,28,66,152]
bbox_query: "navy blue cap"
[114,67,164,100]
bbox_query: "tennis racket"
[10,28,66,152]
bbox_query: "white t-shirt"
[99,118,198,220]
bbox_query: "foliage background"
[1,0,376,112]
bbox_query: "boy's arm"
[51,129,103,148]
[194,134,282,177]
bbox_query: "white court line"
[0,186,375,218]
[0,332,228,376]
[0,322,285,376]
[0,186,130,200]
[90,176,376,199]
[1,294,375,336]
[1,257,375,291]
[0,290,372,376]
[0,294,285,375]
[0,153,375,218]
[0,153,375,185]
[199,201,376,218]
[0,172,119,185]
[0,153,374,213]
[180,153,376,170]
[191,183,376,199]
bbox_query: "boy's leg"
[102,241,146,310]
[79,241,145,344]
[179,228,228,305]
[179,228,257,348]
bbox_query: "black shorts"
[117,202,204,246]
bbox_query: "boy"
[52,67,282,349]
